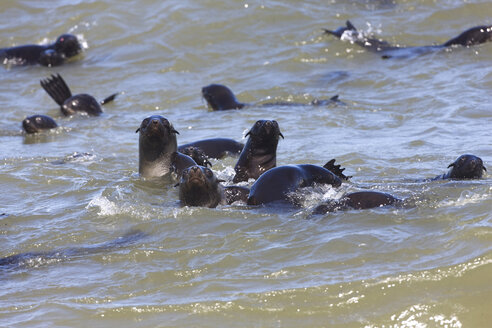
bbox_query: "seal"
[324,21,492,58]
[22,114,58,134]
[433,154,486,180]
[178,138,244,159]
[312,191,402,214]
[40,74,118,116]
[202,83,342,111]
[0,33,81,66]
[179,146,212,167]
[247,162,343,206]
[179,165,250,208]
[0,230,145,270]
[233,120,284,183]
[137,115,196,178]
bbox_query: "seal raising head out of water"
[137,115,196,178]
[233,120,284,183]
[324,21,492,58]
[247,163,342,206]
[0,34,81,66]
[434,154,487,180]
[40,74,118,116]
[22,114,58,134]
[179,165,250,208]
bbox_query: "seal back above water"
[247,163,342,206]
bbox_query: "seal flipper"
[40,74,72,106]
[100,93,119,105]
[323,20,357,38]
[323,159,352,180]
[224,186,250,204]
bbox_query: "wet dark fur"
[433,154,486,180]
[324,21,492,59]
[1,34,81,66]
[178,138,244,159]
[40,74,118,116]
[233,120,284,183]
[312,191,402,214]
[179,165,249,207]
[137,115,196,178]
[22,115,58,134]
[247,164,342,206]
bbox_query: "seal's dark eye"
[142,118,150,126]
[205,169,213,178]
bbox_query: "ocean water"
[1,0,491,327]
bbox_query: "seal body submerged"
[233,120,284,183]
[247,164,342,206]
[40,74,118,116]
[137,115,196,178]
[324,21,492,58]
[312,191,402,214]
[179,165,249,207]
[1,34,81,66]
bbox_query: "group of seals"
[202,84,342,111]
[324,21,492,59]
[1,34,81,67]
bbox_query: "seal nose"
[190,166,200,173]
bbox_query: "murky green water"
[1,0,491,327]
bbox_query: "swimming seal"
[247,162,342,206]
[233,120,284,183]
[179,165,250,208]
[433,154,486,180]
[179,146,212,167]
[0,34,81,66]
[202,84,342,111]
[137,115,196,178]
[22,114,58,134]
[178,138,244,159]
[40,74,118,116]
[324,21,492,58]
[312,191,402,214]
[0,230,145,270]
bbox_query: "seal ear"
[173,183,180,187]
[279,131,284,139]
[135,128,140,133]
[447,162,455,168]
[217,179,226,183]
[483,165,487,172]
[245,130,252,138]
[172,129,180,135]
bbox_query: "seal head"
[53,34,82,58]
[440,154,486,179]
[179,165,224,207]
[22,115,58,134]
[202,84,246,110]
[233,120,284,183]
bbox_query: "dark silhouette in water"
[433,154,486,180]
[0,230,146,271]
[22,115,58,134]
[324,21,492,59]
[202,84,342,111]
[40,74,118,116]
[0,34,81,66]
[312,191,403,214]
